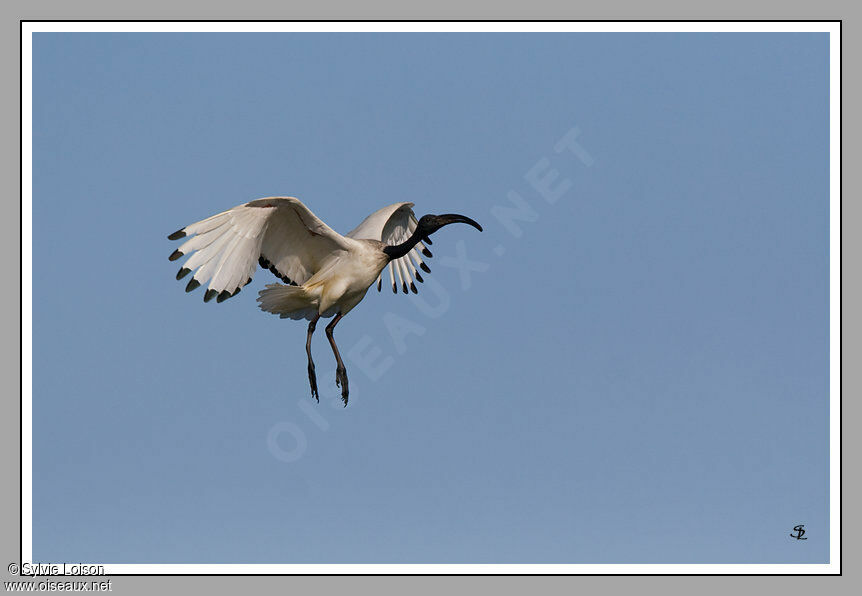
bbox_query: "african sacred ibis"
[167,197,482,405]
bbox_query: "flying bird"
[167,197,482,405]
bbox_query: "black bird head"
[416,213,483,235]
[383,213,482,260]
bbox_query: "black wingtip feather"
[402,282,408,294]
[410,282,417,294]
[176,267,191,280]
[423,236,433,245]
[262,259,294,285]
[392,284,397,294]
[169,249,184,262]
[216,290,231,303]
[420,262,431,273]
[168,229,186,240]
[377,279,382,292]
[414,272,424,283]
[422,247,432,258]
[185,279,201,293]
[204,289,218,303]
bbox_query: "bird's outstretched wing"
[346,202,432,294]
[168,197,351,303]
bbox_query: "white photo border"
[20,20,841,576]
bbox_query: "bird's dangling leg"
[325,313,349,406]
[306,314,320,401]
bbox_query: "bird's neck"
[383,227,426,261]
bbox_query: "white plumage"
[168,196,482,404]
[346,201,433,294]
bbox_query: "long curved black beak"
[438,213,483,232]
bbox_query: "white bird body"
[168,196,482,404]
[258,237,389,320]
[310,238,389,315]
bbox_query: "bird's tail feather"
[257,284,319,320]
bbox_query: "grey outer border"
[4,1,851,595]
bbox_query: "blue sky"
[31,32,829,564]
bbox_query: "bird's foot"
[307,362,319,402]
[335,366,349,406]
